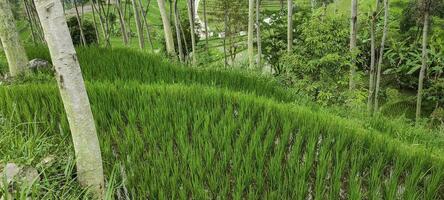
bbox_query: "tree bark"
[367,11,376,113]
[416,9,430,122]
[174,0,184,62]
[138,0,154,50]
[349,0,358,91]
[248,0,255,68]
[187,0,197,65]
[91,0,101,45]
[73,0,87,46]
[223,8,228,68]
[34,0,105,197]
[287,0,293,53]
[256,0,262,69]
[131,0,144,49]
[157,0,176,56]
[116,0,129,46]
[24,0,38,44]
[374,0,389,112]
[0,0,28,76]
[203,0,209,54]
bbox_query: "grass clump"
[1,83,443,199]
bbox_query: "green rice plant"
[21,45,295,103]
[1,77,444,199]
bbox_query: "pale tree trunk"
[374,0,389,112]
[287,0,293,53]
[174,0,184,62]
[367,11,376,113]
[24,0,37,44]
[416,9,430,122]
[203,0,209,54]
[131,0,144,49]
[157,0,176,56]
[223,11,228,68]
[91,1,101,45]
[256,0,262,69]
[139,0,154,50]
[34,0,105,197]
[349,0,358,91]
[74,0,87,46]
[116,0,129,46]
[0,0,28,76]
[248,0,255,69]
[187,0,197,65]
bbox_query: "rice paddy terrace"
[1,47,444,199]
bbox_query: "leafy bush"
[66,17,97,46]
[278,13,351,105]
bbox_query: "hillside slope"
[1,83,444,199]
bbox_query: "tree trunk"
[203,0,209,54]
[349,0,358,91]
[367,11,376,113]
[73,0,87,46]
[287,0,293,53]
[131,0,144,49]
[24,0,38,44]
[116,0,129,46]
[157,0,176,56]
[223,9,228,68]
[34,0,105,197]
[0,0,28,76]
[139,0,154,50]
[174,0,184,62]
[187,0,197,65]
[416,10,429,122]
[374,0,389,112]
[91,1,101,45]
[256,0,262,69]
[248,0,255,69]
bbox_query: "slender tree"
[34,0,105,197]
[203,0,209,54]
[287,0,293,53]
[157,0,176,56]
[139,0,154,50]
[187,0,197,65]
[256,0,262,69]
[416,1,431,122]
[248,0,255,68]
[0,0,29,76]
[374,0,389,112]
[349,0,358,90]
[116,0,129,46]
[367,11,377,113]
[73,0,87,46]
[131,0,144,49]
[91,0,101,44]
[223,8,229,68]
[174,0,184,62]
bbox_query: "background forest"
[0,0,444,199]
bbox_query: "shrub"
[66,17,98,46]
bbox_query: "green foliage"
[20,45,296,102]
[1,83,444,199]
[66,17,98,46]
[278,13,351,105]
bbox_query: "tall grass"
[1,83,443,199]
[23,46,296,102]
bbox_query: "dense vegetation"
[1,0,443,199]
[2,83,444,199]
